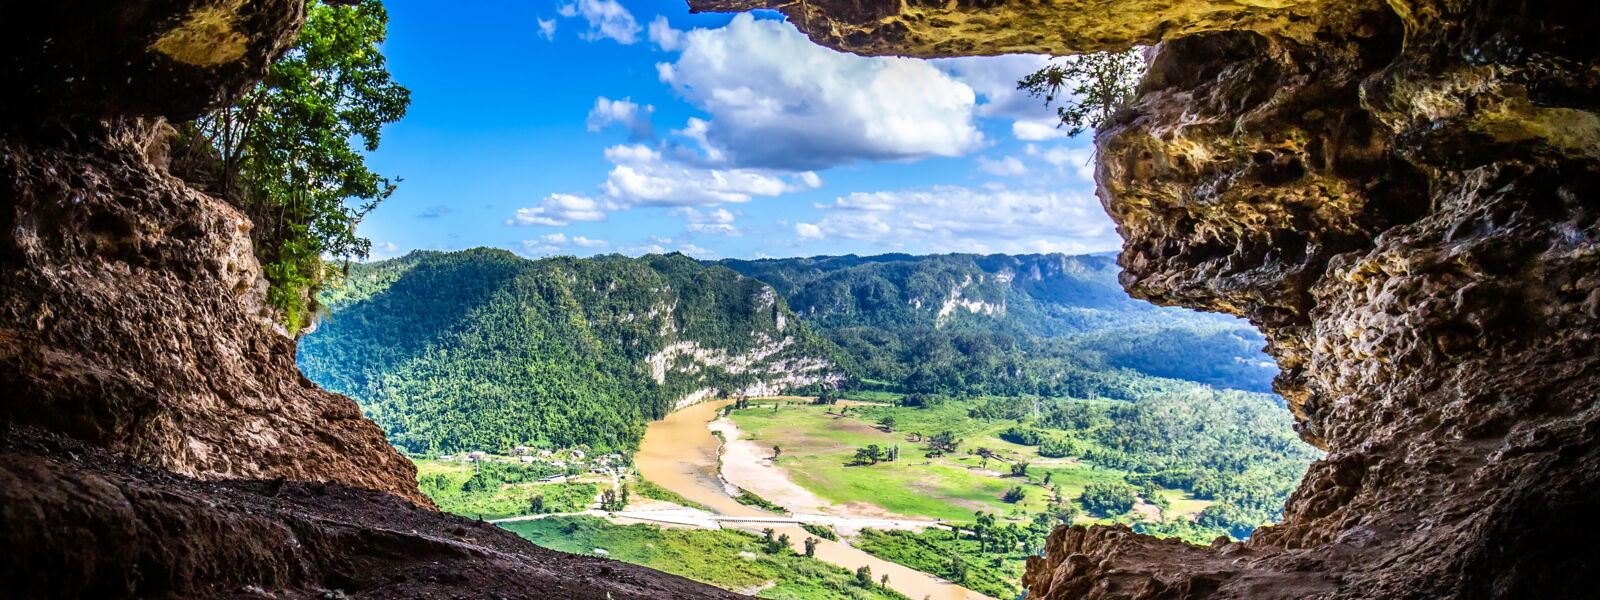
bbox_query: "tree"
[879,415,897,431]
[1016,48,1143,137]
[1003,486,1026,503]
[854,444,886,465]
[855,565,873,588]
[528,494,545,515]
[881,574,890,589]
[804,537,818,558]
[186,0,409,332]
[772,444,783,460]
[1010,461,1031,477]
[1079,482,1138,517]
[948,554,969,583]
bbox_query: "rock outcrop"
[1,0,425,506]
[1,425,746,600]
[695,0,1600,598]
[0,2,746,598]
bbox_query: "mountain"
[298,248,841,454]
[713,253,1279,397]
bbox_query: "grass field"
[853,528,1026,600]
[413,458,599,519]
[503,516,909,600]
[728,402,1195,523]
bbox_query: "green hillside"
[713,253,1279,396]
[298,248,841,454]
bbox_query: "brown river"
[634,399,999,600]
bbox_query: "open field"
[503,516,910,600]
[413,458,601,519]
[726,401,1208,523]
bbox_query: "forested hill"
[298,248,841,455]
[712,253,1279,396]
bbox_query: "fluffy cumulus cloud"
[557,0,640,44]
[673,207,741,236]
[647,16,682,51]
[586,97,654,140]
[598,144,820,207]
[977,155,1028,177]
[1026,144,1096,182]
[794,185,1119,254]
[658,14,983,170]
[519,233,611,257]
[619,235,716,258]
[936,54,1056,121]
[367,241,402,260]
[506,193,612,226]
[1013,118,1073,141]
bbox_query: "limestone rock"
[0,427,744,599]
[694,0,1600,597]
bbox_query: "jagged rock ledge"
[690,0,1600,598]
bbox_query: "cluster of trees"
[714,253,1273,400]
[971,389,1317,538]
[300,249,839,454]
[851,444,900,465]
[182,0,409,332]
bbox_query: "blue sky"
[358,0,1114,261]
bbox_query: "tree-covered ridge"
[713,253,1279,395]
[298,248,840,455]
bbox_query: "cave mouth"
[4,0,1595,598]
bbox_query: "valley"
[300,249,1318,599]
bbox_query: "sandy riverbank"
[633,398,997,600]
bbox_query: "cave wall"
[694,0,1600,598]
[0,0,426,505]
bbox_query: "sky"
[357,0,1115,261]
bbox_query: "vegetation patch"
[503,517,908,600]
[414,459,596,519]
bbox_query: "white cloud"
[648,15,682,51]
[366,241,402,261]
[674,207,741,236]
[936,54,1056,121]
[586,97,654,140]
[673,207,736,224]
[793,185,1119,254]
[1012,118,1073,141]
[686,223,740,236]
[536,18,557,40]
[598,144,820,207]
[519,233,611,257]
[1026,144,1096,182]
[557,0,641,44]
[620,236,717,258]
[659,14,983,170]
[977,155,1028,177]
[506,193,612,226]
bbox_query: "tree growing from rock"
[1016,48,1144,137]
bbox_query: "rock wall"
[0,2,752,597]
[694,0,1600,598]
[0,0,426,505]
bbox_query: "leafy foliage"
[715,253,1277,397]
[1078,482,1137,517]
[505,517,909,600]
[299,249,837,454]
[184,0,409,331]
[1016,49,1144,137]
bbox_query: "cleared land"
[725,399,1210,523]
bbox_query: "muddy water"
[636,399,998,600]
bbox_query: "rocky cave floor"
[1,425,744,600]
